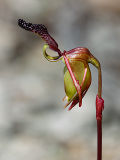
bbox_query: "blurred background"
[0,0,120,159]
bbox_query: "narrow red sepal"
[68,99,79,111]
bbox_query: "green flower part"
[43,45,102,110]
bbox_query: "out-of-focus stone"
[0,0,120,159]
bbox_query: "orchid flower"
[18,19,104,160]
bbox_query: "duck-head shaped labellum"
[18,19,61,55]
[18,19,104,111]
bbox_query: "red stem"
[96,95,104,160]
[97,119,102,160]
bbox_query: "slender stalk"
[90,55,103,160]
[97,119,102,160]
[96,64,103,160]
[98,67,102,98]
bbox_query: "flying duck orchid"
[18,19,104,160]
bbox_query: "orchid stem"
[89,55,104,160]
[97,63,103,160]
[97,119,102,160]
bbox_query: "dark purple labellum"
[18,19,61,55]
